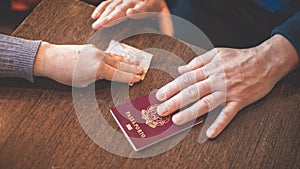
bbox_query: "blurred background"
[0,0,99,34]
[0,0,299,47]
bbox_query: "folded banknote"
[106,40,153,80]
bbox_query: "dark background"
[0,0,300,48]
[168,0,300,47]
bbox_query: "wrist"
[33,41,54,77]
[254,34,299,82]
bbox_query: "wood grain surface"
[0,0,299,169]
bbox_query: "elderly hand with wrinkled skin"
[34,42,143,87]
[91,0,174,36]
[156,34,299,138]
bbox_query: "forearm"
[0,34,41,82]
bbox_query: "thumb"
[206,102,241,138]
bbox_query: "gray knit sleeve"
[0,34,42,82]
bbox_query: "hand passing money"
[106,40,153,82]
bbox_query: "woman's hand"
[91,0,173,36]
[34,42,143,87]
[155,34,299,138]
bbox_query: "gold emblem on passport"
[141,104,170,128]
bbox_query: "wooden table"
[0,0,299,168]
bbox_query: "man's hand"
[156,34,299,138]
[91,0,174,36]
[34,42,143,87]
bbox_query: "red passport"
[110,92,204,151]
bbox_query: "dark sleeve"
[165,0,178,9]
[0,34,42,82]
[271,11,300,57]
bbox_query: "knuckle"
[201,97,212,111]
[180,72,195,84]
[214,48,224,54]
[193,56,204,66]
[184,85,199,99]
[201,79,212,92]
[168,98,179,109]
[201,66,209,77]
[115,6,125,12]
[106,4,115,10]
[195,67,209,80]
[115,61,121,68]
[98,62,107,78]
[221,111,232,121]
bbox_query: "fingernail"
[172,114,182,124]
[91,11,97,19]
[178,66,186,74]
[93,18,107,29]
[92,22,101,30]
[206,128,215,138]
[92,22,96,29]
[126,8,135,16]
[157,105,168,116]
[156,90,166,101]
[129,75,141,85]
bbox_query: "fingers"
[91,0,112,19]
[99,0,122,20]
[172,91,226,125]
[178,50,215,74]
[92,1,135,29]
[100,10,126,28]
[122,57,140,65]
[206,102,241,138]
[92,0,122,29]
[108,53,140,65]
[116,62,143,75]
[103,53,143,74]
[156,67,209,101]
[157,79,213,116]
[97,62,141,85]
[100,2,136,28]
[105,52,124,61]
